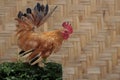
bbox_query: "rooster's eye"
[64,30,68,33]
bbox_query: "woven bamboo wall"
[1,0,120,80]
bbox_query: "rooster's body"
[17,30,64,64]
[15,3,73,65]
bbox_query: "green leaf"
[0,61,62,80]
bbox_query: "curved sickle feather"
[37,6,58,27]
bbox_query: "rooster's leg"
[42,58,47,63]
[42,50,54,64]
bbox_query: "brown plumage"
[15,3,73,65]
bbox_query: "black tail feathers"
[16,3,57,28]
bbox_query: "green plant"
[0,61,62,80]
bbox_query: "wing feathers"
[31,57,42,65]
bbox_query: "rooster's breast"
[39,30,64,53]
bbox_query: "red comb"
[62,22,73,34]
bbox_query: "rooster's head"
[62,22,73,40]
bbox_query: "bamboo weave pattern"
[0,0,120,80]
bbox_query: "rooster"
[15,3,73,65]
